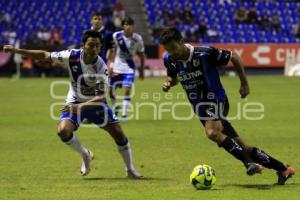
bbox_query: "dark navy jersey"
[99,27,114,63]
[163,44,232,106]
[85,26,114,63]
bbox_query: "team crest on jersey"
[72,65,78,72]
[205,106,215,117]
[192,58,200,67]
[84,69,97,86]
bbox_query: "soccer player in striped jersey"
[159,27,294,185]
[3,30,143,179]
[80,12,115,125]
[107,16,145,121]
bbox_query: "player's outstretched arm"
[3,45,51,61]
[230,51,250,98]
[106,48,115,63]
[162,76,177,92]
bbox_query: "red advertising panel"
[159,44,300,68]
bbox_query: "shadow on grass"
[218,182,300,190]
[83,177,172,182]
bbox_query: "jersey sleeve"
[163,53,177,78]
[137,35,145,53]
[97,62,109,84]
[112,32,118,48]
[202,46,232,66]
[49,50,71,64]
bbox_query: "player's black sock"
[58,132,74,142]
[115,137,128,146]
[250,147,287,172]
[221,137,253,167]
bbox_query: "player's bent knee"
[103,123,127,144]
[124,89,131,96]
[57,122,74,137]
[205,128,219,141]
[243,145,253,154]
[57,125,74,142]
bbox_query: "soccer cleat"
[80,150,94,176]
[277,165,295,185]
[246,163,264,176]
[127,169,144,179]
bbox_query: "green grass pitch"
[0,76,299,200]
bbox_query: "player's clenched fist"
[162,81,171,92]
[3,45,15,53]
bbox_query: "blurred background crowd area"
[147,0,300,43]
[0,0,300,77]
[0,0,123,48]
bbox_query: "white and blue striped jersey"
[112,30,144,74]
[50,49,108,103]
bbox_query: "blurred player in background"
[160,27,294,185]
[3,30,143,179]
[89,12,114,63]
[107,16,145,121]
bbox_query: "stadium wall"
[159,44,300,68]
[2,44,300,77]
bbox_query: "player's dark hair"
[82,30,102,44]
[122,16,134,26]
[92,12,102,18]
[159,27,183,45]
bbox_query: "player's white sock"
[117,139,134,171]
[65,133,89,156]
[122,96,131,117]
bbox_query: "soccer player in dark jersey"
[3,30,143,179]
[89,12,114,63]
[159,27,294,185]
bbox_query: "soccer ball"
[190,164,216,190]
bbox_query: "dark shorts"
[196,99,238,138]
[60,103,118,129]
[195,99,229,123]
[109,73,135,88]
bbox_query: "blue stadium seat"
[144,0,299,43]
[0,0,116,46]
